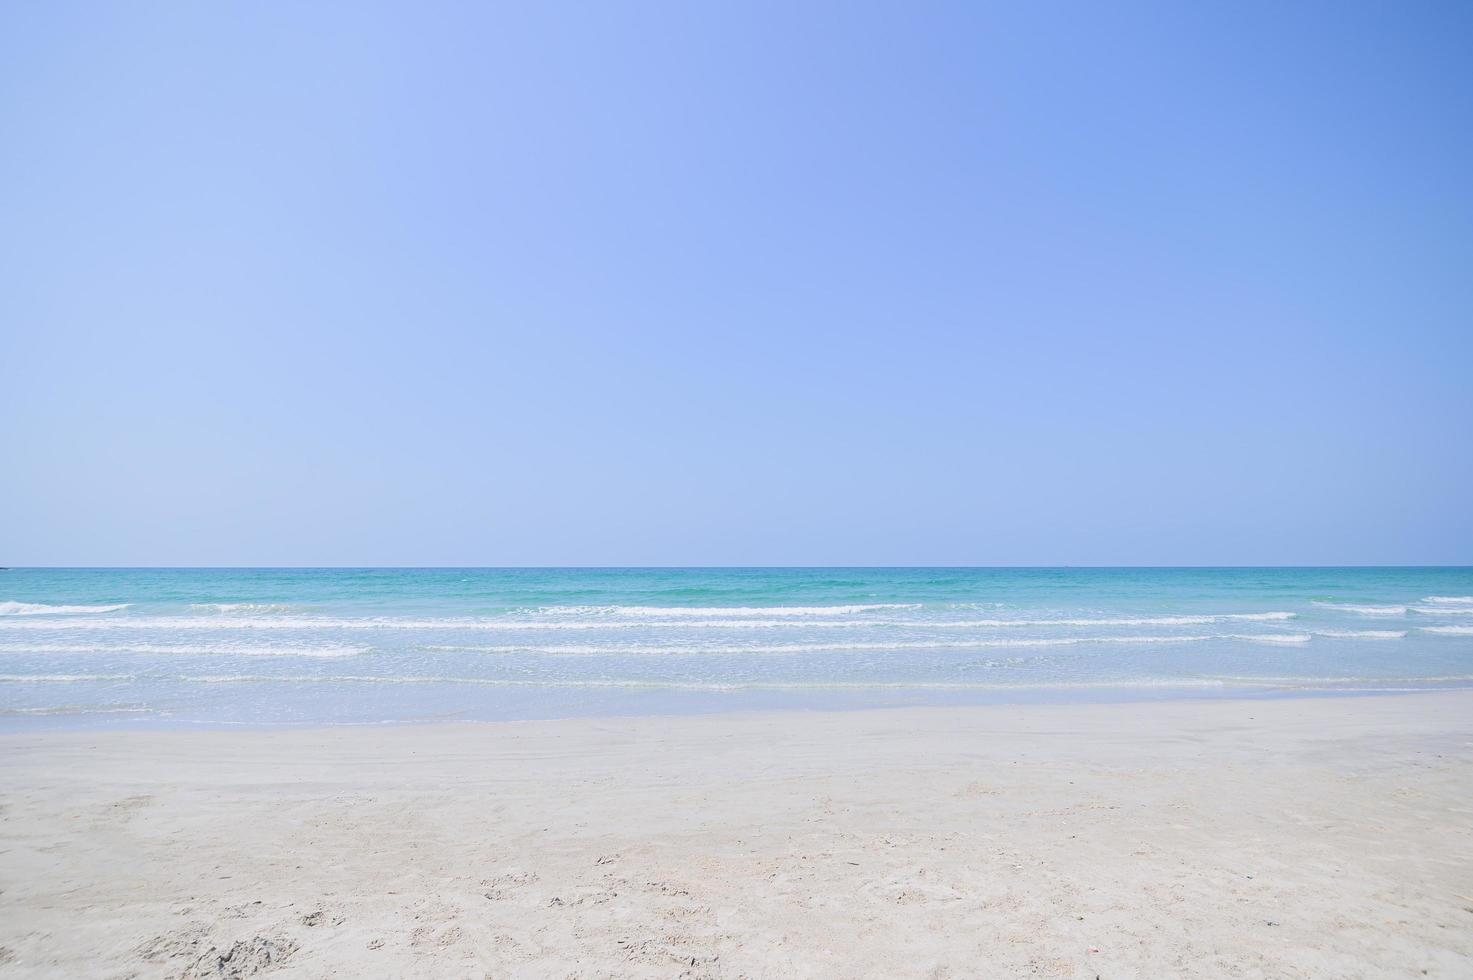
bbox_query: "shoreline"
[9,680,1473,736]
[6,683,1473,741]
[3,692,1471,977]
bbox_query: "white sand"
[2,692,1471,979]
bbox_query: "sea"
[2,567,1471,730]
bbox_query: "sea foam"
[0,641,365,658]
[547,604,923,618]
[1312,629,1408,640]
[0,610,1298,632]
[1312,603,1407,617]
[0,673,135,682]
[0,601,131,616]
[1232,633,1313,644]
[422,634,1277,656]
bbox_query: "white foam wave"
[0,642,365,658]
[190,603,296,614]
[925,612,1296,627]
[0,601,131,616]
[1231,633,1312,645]
[1311,630,1408,640]
[28,672,1473,695]
[1208,674,1473,687]
[1422,596,1473,604]
[0,615,551,631]
[0,673,135,682]
[0,611,1299,632]
[1312,602,1407,617]
[420,634,1281,656]
[546,604,923,618]
[184,674,1232,691]
[0,615,638,631]
[56,672,1473,693]
[1419,626,1473,635]
[1410,606,1473,616]
[1,705,153,716]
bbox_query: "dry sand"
[2,692,1471,979]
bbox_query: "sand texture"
[2,692,1471,978]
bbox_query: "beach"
[8,0,1472,973]
[2,691,1470,978]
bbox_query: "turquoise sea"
[2,567,1472,729]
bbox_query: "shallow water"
[2,567,1472,729]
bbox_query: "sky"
[2,2,1471,567]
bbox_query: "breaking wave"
[190,603,298,615]
[1312,602,1407,617]
[0,601,131,616]
[0,673,135,682]
[544,604,923,618]
[0,610,1298,632]
[423,633,1321,656]
[183,674,1234,691]
[1312,629,1408,640]
[0,642,365,658]
[1232,633,1312,645]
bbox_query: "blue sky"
[2,2,1470,566]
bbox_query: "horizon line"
[6,565,1473,572]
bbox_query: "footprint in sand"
[482,869,537,900]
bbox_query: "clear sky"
[2,2,1470,567]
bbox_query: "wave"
[0,642,365,658]
[1419,626,1473,635]
[190,603,297,615]
[176,673,1473,692]
[0,615,663,632]
[421,633,1323,656]
[1312,602,1407,617]
[0,705,155,716]
[533,606,1292,625]
[1410,606,1473,616]
[1232,633,1312,645]
[0,611,1299,632]
[183,674,1234,691]
[1311,630,1408,640]
[1206,674,1473,688]
[927,612,1296,627]
[544,604,923,618]
[0,601,131,616]
[1422,596,1473,604]
[0,673,135,682]
[427,636,1210,655]
[0,615,602,632]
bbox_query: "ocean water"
[2,567,1472,730]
